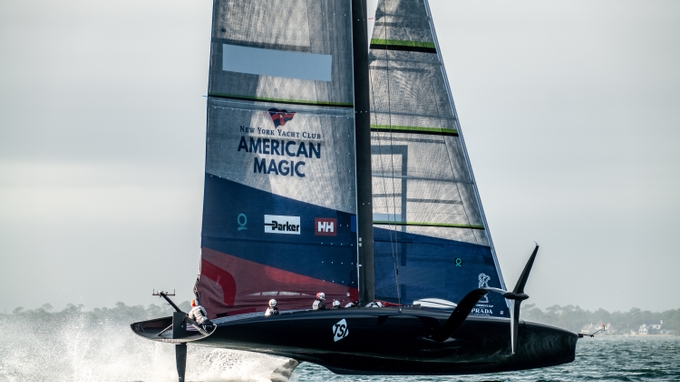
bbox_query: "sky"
[1,0,678,315]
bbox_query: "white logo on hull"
[333,319,349,342]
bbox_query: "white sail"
[369,0,507,315]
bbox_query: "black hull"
[132,307,577,375]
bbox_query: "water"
[1,315,678,381]
[295,337,680,381]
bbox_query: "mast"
[351,0,374,305]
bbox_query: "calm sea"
[295,337,680,382]
[1,320,678,382]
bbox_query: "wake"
[0,310,296,382]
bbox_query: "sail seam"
[208,93,354,108]
[372,110,456,119]
[373,196,464,205]
[373,221,485,230]
[372,173,474,184]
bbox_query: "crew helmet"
[316,292,326,301]
[269,299,277,308]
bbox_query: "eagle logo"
[268,108,296,127]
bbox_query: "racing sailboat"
[131,0,577,380]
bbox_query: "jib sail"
[369,0,508,317]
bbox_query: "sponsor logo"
[473,273,495,315]
[478,273,490,303]
[315,218,337,236]
[333,319,349,342]
[472,306,494,315]
[235,110,324,179]
[237,213,248,231]
[268,108,296,128]
[264,215,300,235]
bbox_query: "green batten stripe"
[370,39,436,49]
[208,93,353,108]
[374,221,485,230]
[371,125,458,136]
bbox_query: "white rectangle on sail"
[223,44,332,81]
[264,214,301,235]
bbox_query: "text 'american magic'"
[237,136,322,178]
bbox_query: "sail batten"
[208,93,354,108]
[371,125,458,135]
[370,43,437,53]
[370,38,435,48]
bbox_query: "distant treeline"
[521,303,680,335]
[3,302,679,336]
[2,301,192,326]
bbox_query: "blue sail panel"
[202,175,357,284]
[199,175,359,317]
[374,228,509,318]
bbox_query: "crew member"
[312,292,326,310]
[188,299,213,330]
[331,300,341,309]
[265,299,279,316]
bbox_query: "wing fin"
[431,244,540,355]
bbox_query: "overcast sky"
[1,0,678,315]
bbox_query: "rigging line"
[369,4,398,305]
[384,0,402,307]
[377,0,401,306]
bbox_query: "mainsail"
[369,0,508,317]
[197,0,360,318]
